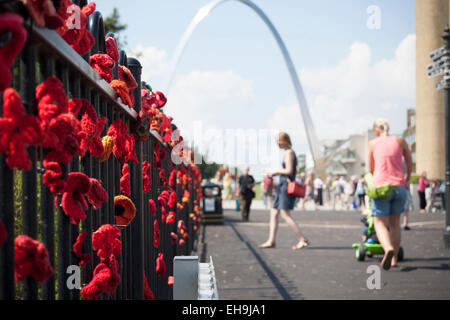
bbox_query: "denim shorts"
[371,186,407,217]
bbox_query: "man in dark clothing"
[236,166,255,221]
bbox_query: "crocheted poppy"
[159,169,167,186]
[177,203,184,211]
[157,190,170,216]
[80,258,120,300]
[0,219,6,247]
[86,178,108,210]
[169,169,176,187]
[142,161,151,193]
[0,88,42,170]
[99,135,114,162]
[107,119,137,164]
[148,199,156,216]
[0,13,27,92]
[132,116,151,142]
[42,160,67,194]
[168,189,176,208]
[14,235,54,283]
[90,54,115,83]
[153,219,160,248]
[168,276,174,288]
[153,91,167,109]
[182,190,190,203]
[69,98,106,158]
[144,274,155,300]
[114,195,136,227]
[61,172,91,225]
[59,2,96,55]
[118,65,138,94]
[20,0,63,29]
[120,163,130,196]
[156,253,166,278]
[110,80,133,108]
[105,36,119,62]
[178,239,185,247]
[73,232,91,266]
[166,211,176,225]
[170,232,177,245]
[92,224,121,260]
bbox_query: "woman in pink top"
[417,171,429,213]
[368,119,412,270]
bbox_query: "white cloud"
[128,45,169,89]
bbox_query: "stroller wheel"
[356,246,366,261]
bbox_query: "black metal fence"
[0,1,201,300]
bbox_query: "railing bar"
[20,40,38,300]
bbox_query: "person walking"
[355,175,367,211]
[259,132,309,250]
[314,175,324,207]
[236,166,255,221]
[369,119,412,270]
[418,171,429,213]
[331,176,342,210]
[302,172,318,210]
[222,172,233,200]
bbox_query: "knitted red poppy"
[110,80,133,108]
[61,172,91,225]
[160,115,172,143]
[14,235,54,283]
[0,13,27,92]
[114,195,136,227]
[0,219,6,247]
[59,2,96,55]
[148,199,156,216]
[168,276,174,288]
[142,161,151,193]
[107,119,137,164]
[118,66,137,108]
[157,191,170,216]
[182,190,190,203]
[86,178,108,210]
[80,258,120,300]
[42,160,67,194]
[0,88,42,170]
[140,87,153,116]
[89,54,115,83]
[99,135,114,162]
[166,211,176,225]
[92,224,121,261]
[178,239,185,247]
[169,169,176,187]
[69,98,106,158]
[20,0,63,29]
[105,37,119,62]
[73,231,91,267]
[153,91,167,109]
[156,253,166,278]
[153,219,160,248]
[159,169,167,186]
[120,163,130,196]
[170,232,177,246]
[168,189,176,208]
[144,274,155,300]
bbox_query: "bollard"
[173,256,199,300]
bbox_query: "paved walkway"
[198,206,450,299]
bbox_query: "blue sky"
[95,0,415,177]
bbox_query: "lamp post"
[442,27,450,248]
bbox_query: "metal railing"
[0,1,200,300]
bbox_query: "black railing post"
[127,57,144,299]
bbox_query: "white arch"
[163,0,322,163]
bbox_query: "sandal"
[292,239,309,250]
[258,242,276,249]
[381,249,394,270]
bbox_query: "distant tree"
[104,7,128,49]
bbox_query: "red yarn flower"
[19,0,63,29]
[42,160,67,194]
[154,219,160,248]
[153,141,166,169]
[80,258,120,300]
[73,232,91,266]
[89,53,115,83]
[0,219,7,247]
[0,88,42,170]
[168,276,174,288]
[169,169,176,187]
[105,36,119,62]
[114,195,136,227]
[14,235,54,283]
[159,169,167,186]
[111,80,133,108]
[86,178,108,210]
[142,161,151,193]
[144,274,155,300]
[148,199,156,216]
[153,91,167,109]
[69,98,106,158]
[179,239,185,247]
[92,224,121,261]
[118,65,138,107]
[61,172,91,225]
[120,163,130,196]
[166,211,176,225]
[156,253,166,278]
[0,13,27,92]
[107,119,137,164]
[168,189,176,208]
[170,232,177,245]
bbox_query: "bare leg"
[259,208,280,248]
[279,210,309,249]
[374,216,395,270]
[389,214,401,266]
